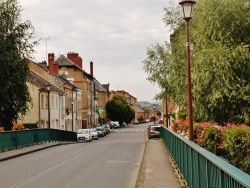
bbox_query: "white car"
[77,129,92,142]
[89,128,98,140]
[110,121,120,128]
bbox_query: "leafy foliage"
[106,94,135,125]
[142,0,250,124]
[0,0,36,130]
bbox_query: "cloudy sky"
[19,0,172,102]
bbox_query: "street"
[0,125,146,188]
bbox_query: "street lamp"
[46,83,51,128]
[167,112,171,128]
[165,97,168,127]
[71,99,74,131]
[179,0,196,141]
[153,105,156,125]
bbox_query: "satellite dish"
[59,70,63,75]
[64,71,68,75]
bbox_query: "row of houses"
[21,52,139,132]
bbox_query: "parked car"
[100,124,109,135]
[147,124,155,131]
[108,122,116,129]
[77,129,92,142]
[121,122,127,127]
[147,125,161,139]
[134,120,139,124]
[102,124,111,133]
[89,128,98,140]
[110,121,120,128]
[96,127,106,137]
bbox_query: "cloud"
[19,0,171,102]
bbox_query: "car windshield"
[77,130,88,134]
[152,127,160,131]
[90,129,96,132]
[96,128,103,131]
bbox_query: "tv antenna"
[42,37,50,60]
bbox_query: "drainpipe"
[38,91,41,128]
[38,88,45,128]
[76,90,78,130]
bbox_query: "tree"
[191,0,250,124]
[0,0,36,130]
[106,94,135,125]
[142,0,250,124]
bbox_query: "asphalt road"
[0,125,146,188]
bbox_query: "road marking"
[113,130,145,133]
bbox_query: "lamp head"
[179,0,196,21]
[46,83,51,91]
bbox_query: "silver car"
[90,128,98,140]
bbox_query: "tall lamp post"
[71,99,74,131]
[167,112,171,127]
[153,105,156,125]
[46,83,51,129]
[165,97,168,127]
[179,0,196,141]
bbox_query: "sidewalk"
[137,139,183,188]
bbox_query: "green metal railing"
[0,129,77,152]
[160,126,250,188]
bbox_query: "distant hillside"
[137,101,162,110]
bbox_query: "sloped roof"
[56,55,108,93]
[56,55,91,77]
[53,74,81,91]
[102,84,109,91]
[56,55,78,67]
[28,71,65,94]
[94,78,108,92]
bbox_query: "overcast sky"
[19,0,171,102]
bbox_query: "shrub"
[222,124,250,174]
[172,121,250,174]
[196,123,220,154]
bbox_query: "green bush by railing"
[160,126,250,188]
[0,129,77,152]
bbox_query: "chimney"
[48,53,54,75]
[53,61,59,75]
[67,52,82,68]
[90,61,93,77]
